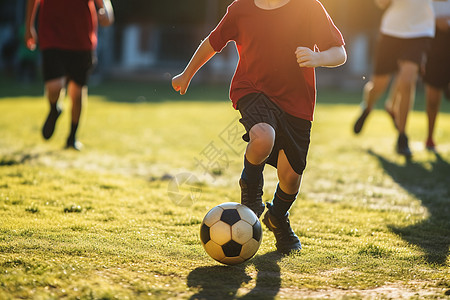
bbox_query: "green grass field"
[0,77,449,299]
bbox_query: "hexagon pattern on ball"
[200,202,263,265]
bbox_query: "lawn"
[0,77,449,299]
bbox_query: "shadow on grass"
[0,151,55,166]
[187,251,282,300]
[368,150,450,266]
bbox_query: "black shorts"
[423,29,450,89]
[42,49,95,86]
[237,93,311,175]
[373,34,431,75]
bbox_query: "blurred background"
[0,0,384,90]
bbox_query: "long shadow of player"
[0,151,48,166]
[367,150,450,265]
[187,251,282,300]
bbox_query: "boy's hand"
[96,0,114,27]
[25,27,37,51]
[296,46,346,68]
[172,73,190,95]
[98,9,111,27]
[295,47,319,68]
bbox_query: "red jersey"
[38,0,98,51]
[209,0,344,120]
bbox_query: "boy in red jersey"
[24,0,114,150]
[172,0,346,254]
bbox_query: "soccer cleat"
[425,138,436,153]
[42,106,62,139]
[239,178,265,218]
[396,133,412,157]
[262,202,301,254]
[65,139,83,151]
[353,108,370,134]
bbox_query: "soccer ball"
[200,202,263,265]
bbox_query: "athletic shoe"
[353,108,370,134]
[239,178,265,218]
[425,138,436,152]
[396,133,412,157]
[262,202,301,254]
[65,139,83,151]
[42,106,62,139]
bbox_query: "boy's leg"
[240,123,275,217]
[66,81,86,150]
[354,74,391,134]
[384,76,400,129]
[42,77,65,139]
[395,60,418,157]
[425,84,442,151]
[262,150,302,254]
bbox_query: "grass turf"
[0,78,449,299]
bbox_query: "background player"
[24,0,114,150]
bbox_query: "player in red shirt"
[24,0,114,150]
[173,0,346,254]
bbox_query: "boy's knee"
[397,75,417,87]
[45,78,65,92]
[398,64,419,85]
[249,123,275,154]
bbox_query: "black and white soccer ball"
[200,202,263,265]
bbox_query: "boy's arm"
[436,16,450,32]
[95,0,114,27]
[172,37,217,95]
[295,45,347,68]
[24,0,39,51]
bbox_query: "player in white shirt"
[353,0,435,157]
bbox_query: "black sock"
[49,102,61,113]
[42,103,62,140]
[67,122,79,143]
[240,155,265,184]
[271,184,297,218]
